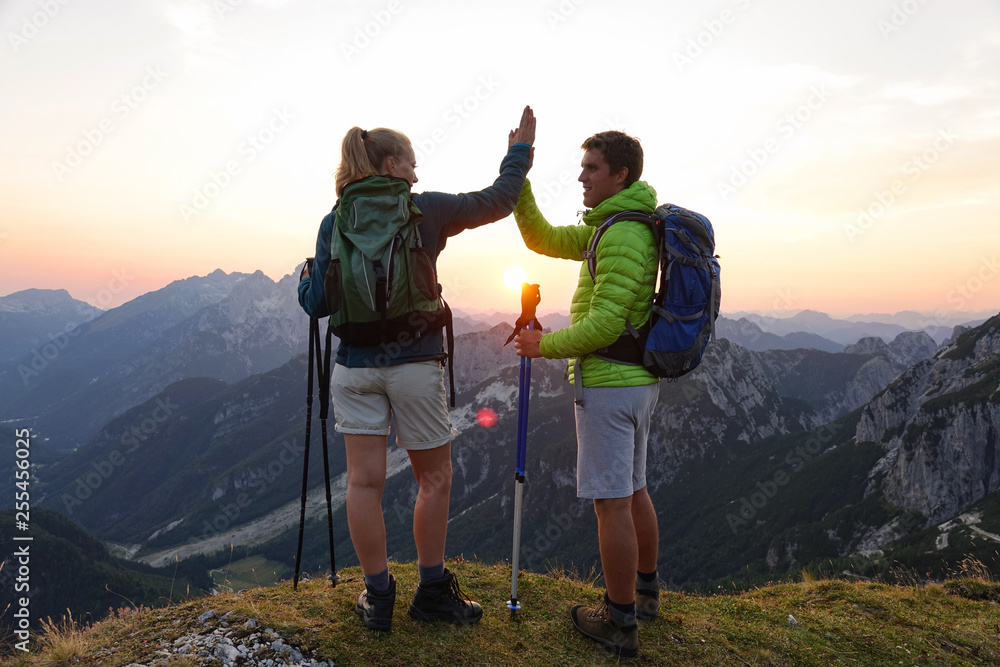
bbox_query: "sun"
[503,266,528,291]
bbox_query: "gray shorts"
[331,360,459,450]
[575,383,659,499]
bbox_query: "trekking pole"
[294,255,339,590]
[317,323,340,586]
[503,283,541,619]
[293,316,318,591]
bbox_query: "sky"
[0,0,998,319]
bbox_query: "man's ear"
[615,166,629,186]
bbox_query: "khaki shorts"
[331,360,458,450]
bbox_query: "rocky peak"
[857,314,1000,526]
[944,325,971,346]
[0,288,102,317]
[842,332,938,392]
[887,331,939,363]
[717,317,767,338]
[845,337,888,355]
[452,323,521,392]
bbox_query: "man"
[513,130,660,657]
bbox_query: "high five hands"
[508,105,536,169]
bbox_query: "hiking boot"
[354,574,395,631]
[570,593,638,657]
[408,568,483,625]
[635,572,661,621]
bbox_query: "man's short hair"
[581,131,643,187]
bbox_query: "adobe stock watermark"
[355,312,456,376]
[199,438,305,541]
[877,0,932,39]
[59,396,179,514]
[843,127,957,243]
[7,0,71,53]
[18,268,134,386]
[764,287,797,317]
[51,65,169,182]
[213,0,246,20]
[439,272,475,306]
[724,287,798,349]
[544,0,587,30]
[389,450,460,527]
[412,76,501,165]
[340,0,402,62]
[531,116,626,210]
[898,255,1000,336]
[717,85,831,202]
[510,444,628,570]
[726,422,843,534]
[945,254,999,311]
[673,0,753,73]
[521,503,588,569]
[179,107,294,222]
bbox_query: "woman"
[298,106,535,631]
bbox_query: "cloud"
[880,81,987,107]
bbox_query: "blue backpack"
[585,204,721,379]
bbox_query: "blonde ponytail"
[335,126,412,195]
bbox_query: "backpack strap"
[584,210,659,282]
[318,319,334,421]
[593,319,647,366]
[584,210,660,367]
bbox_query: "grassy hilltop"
[3,559,1000,666]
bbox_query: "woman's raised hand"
[508,105,536,149]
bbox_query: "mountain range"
[0,289,102,364]
[726,309,989,346]
[1,272,997,629]
[5,275,983,452]
[0,271,309,450]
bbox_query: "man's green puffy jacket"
[513,179,659,387]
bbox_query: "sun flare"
[503,266,528,291]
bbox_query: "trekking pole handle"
[503,283,541,348]
[520,282,540,322]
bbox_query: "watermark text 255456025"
[13,428,33,652]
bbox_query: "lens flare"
[475,407,498,428]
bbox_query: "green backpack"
[324,176,454,399]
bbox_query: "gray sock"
[419,562,445,584]
[364,568,390,593]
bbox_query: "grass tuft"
[35,612,86,667]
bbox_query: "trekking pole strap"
[318,321,334,420]
[306,319,318,405]
[573,358,584,407]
